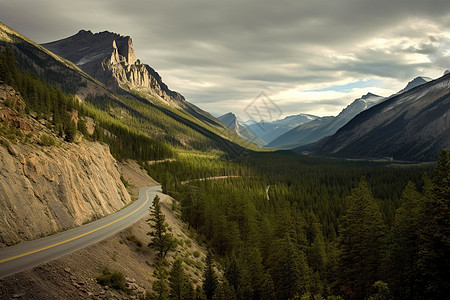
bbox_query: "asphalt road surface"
[0,185,160,278]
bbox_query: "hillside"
[0,83,132,246]
[0,160,210,299]
[0,22,258,159]
[306,73,450,161]
[42,30,221,127]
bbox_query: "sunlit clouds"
[1,0,450,119]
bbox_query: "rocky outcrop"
[42,30,185,105]
[0,141,131,246]
[42,30,222,127]
[1,87,131,247]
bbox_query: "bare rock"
[0,140,132,246]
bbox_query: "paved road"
[0,185,160,278]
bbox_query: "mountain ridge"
[268,92,384,148]
[218,112,266,146]
[42,29,222,127]
[302,73,450,161]
[241,113,318,144]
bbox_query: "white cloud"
[1,0,450,118]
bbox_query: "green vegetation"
[144,148,446,300]
[148,195,176,258]
[96,268,128,292]
[126,234,143,251]
[169,259,195,300]
[203,251,218,300]
[38,134,58,146]
[0,47,174,160]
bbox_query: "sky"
[1,0,450,121]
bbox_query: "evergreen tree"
[212,281,235,300]
[235,246,265,299]
[152,259,169,300]
[336,178,386,299]
[148,195,175,258]
[367,281,392,300]
[203,251,218,300]
[270,234,311,300]
[385,181,422,299]
[417,149,450,299]
[260,273,276,300]
[169,259,192,300]
[224,255,241,296]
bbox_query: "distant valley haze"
[1,0,450,120]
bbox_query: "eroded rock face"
[42,30,185,105]
[0,141,131,246]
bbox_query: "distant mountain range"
[240,113,318,144]
[268,93,385,148]
[267,76,433,149]
[297,74,450,161]
[217,112,266,146]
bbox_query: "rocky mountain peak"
[361,92,379,100]
[42,30,223,126]
[400,76,432,94]
[42,30,185,105]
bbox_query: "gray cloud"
[1,0,450,118]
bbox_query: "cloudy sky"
[1,0,450,120]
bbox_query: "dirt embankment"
[0,160,209,300]
[0,141,132,247]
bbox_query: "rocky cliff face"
[42,30,222,126]
[42,30,185,106]
[0,141,131,247]
[0,84,131,247]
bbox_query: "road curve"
[0,185,161,278]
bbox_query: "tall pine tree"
[148,195,175,258]
[203,251,218,300]
[385,181,422,299]
[169,259,194,300]
[417,149,450,299]
[336,178,386,299]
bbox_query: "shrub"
[39,134,58,146]
[96,268,128,292]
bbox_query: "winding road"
[0,185,160,278]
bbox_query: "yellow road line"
[0,189,152,264]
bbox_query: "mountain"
[303,73,450,161]
[398,76,432,94]
[241,113,318,144]
[42,30,221,127]
[218,112,265,146]
[0,22,259,159]
[268,93,384,148]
